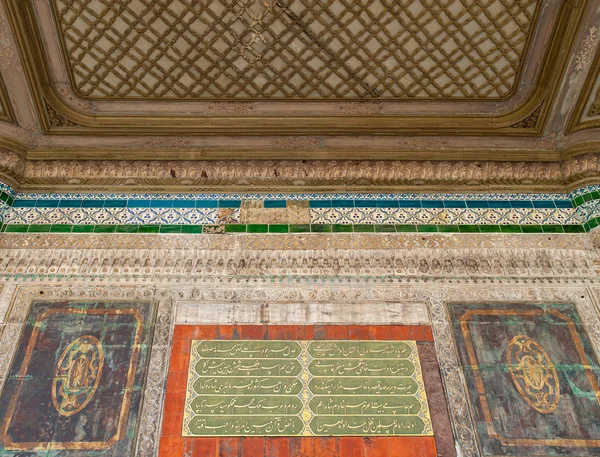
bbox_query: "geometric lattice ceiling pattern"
[52,0,539,99]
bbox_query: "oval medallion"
[52,335,104,417]
[506,335,560,414]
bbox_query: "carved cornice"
[0,148,25,186]
[0,151,597,192]
[44,102,77,128]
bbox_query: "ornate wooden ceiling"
[0,0,598,191]
[52,0,538,100]
[0,76,11,124]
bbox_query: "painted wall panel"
[0,300,157,456]
[450,303,600,456]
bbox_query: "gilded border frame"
[182,339,434,437]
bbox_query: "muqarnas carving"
[450,303,600,456]
[0,300,156,455]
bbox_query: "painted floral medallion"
[0,301,157,455]
[507,335,560,414]
[52,335,105,417]
[450,303,600,456]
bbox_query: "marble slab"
[183,340,433,437]
[176,302,430,325]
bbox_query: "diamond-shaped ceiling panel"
[53,0,539,99]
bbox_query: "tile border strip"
[0,223,587,234]
[5,180,600,232]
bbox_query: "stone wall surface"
[1,174,600,457]
[0,229,598,456]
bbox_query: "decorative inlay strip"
[1,184,589,232]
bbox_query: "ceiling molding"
[44,99,78,129]
[569,30,600,133]
[0,150,595,193]
[0,0,595,176]
[0,74,16,125]
[509,104,543,130]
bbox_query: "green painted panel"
[191,395,303,415]
[183,340,432,437]
[307,359,415,377]
[309,396,422,415]
[308,341,413,359]
[197,340,301,359]
[195,359,302,377]
[308,377,418,395]
[187,416,304,436]
[309,415,426,436]
[193,377,303,395]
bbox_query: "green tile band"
[0,223,588,234]
[572,191,600,207]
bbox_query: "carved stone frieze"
[0,233,596,282]
[0,233,591,252]
[0,249,593,280]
